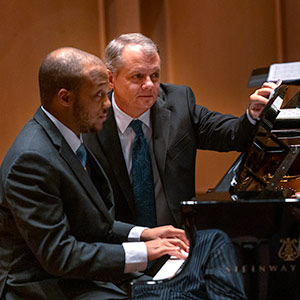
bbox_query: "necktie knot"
[130,120,144,137]
[76,143,87,168]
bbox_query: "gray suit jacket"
[0,107,135,299]
[84,83,255,227]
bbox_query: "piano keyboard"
[152,256,185,280]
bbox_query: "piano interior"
[209,84,300,200]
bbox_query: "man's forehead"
[121,46,160,71]
[122,45,159,60]
[88,68,108,80]
[83,64,108,81]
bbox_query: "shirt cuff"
[122,242,148,273]
[128,226,148,242]
[246,109,257,125]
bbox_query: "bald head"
[38,47,105,107]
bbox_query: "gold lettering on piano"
[225,237,299,274]
[278,238,300,262]
[259,265,266,272]
[269,265,278,272]
[226,264,297,273]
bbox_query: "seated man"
[0,47,262,300]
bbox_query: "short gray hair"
[105,33,159,73]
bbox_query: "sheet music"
[268,61,300,82]
[276,108,300,119]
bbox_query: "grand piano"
[131,85,300,300]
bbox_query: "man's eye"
[151,73,160,80]
[97,91,103,97]
[132,74,142,79]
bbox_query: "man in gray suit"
[0,47,191,299]
[84,33,276,228]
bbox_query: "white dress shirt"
[246,109,256,125]
[41,106,148,273]
[112,94,174,225]
[112,94,257,223]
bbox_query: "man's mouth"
[138,95,153,98]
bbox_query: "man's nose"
[103,96,111,109]
[142,76,154,88]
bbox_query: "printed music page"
[268,61,300,82]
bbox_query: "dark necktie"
[130,120,157,227]
[76,143,87,169]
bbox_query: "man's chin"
[86,127,101,134]
[138,97,156,108]
[80,124,103,134]
[90,124,104,133]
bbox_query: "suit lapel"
[97,108,136,214]
[99,90,172,214]
[152,96,171,177]
[33,107,114,224]
[59,143,114,222]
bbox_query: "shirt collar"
[111,92,151,134]
[41,106,82,153]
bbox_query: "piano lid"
[207,85,300,200]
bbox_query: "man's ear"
[57,88,73,107]
[107,69,114,90]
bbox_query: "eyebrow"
[130,67,160,75]
[96,83,108,91]
[89,69,108,81]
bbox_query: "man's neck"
[41,106,82,152]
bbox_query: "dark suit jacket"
[84,83,255,227]
[0,107,135,299]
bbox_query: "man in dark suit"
[0,47,192,299]
[1,46,252,300]
[84,33,276,228]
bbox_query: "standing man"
[84,33,276,228]
[0,47,191,299]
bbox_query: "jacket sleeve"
[2,151,128,283]
[186,86,255,152]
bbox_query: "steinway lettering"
[226,264,297,273]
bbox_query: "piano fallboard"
[181,199,300,300]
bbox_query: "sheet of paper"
[268,61,300,82]
[276,108,300,120]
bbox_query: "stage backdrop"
[1,0,300,194]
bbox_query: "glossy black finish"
[181,199,300,300]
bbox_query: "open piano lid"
[208,84,300,200]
